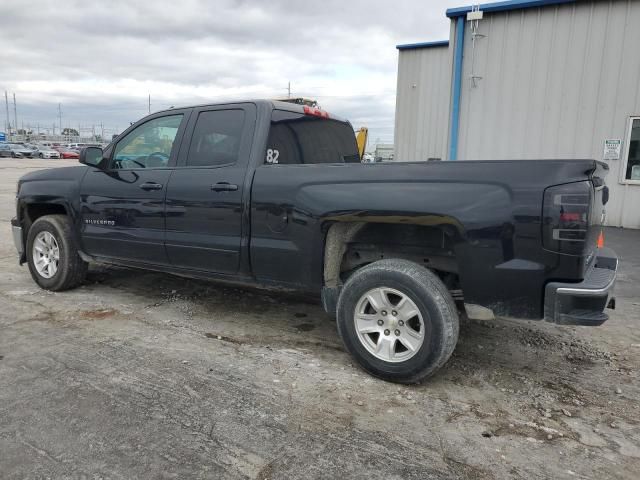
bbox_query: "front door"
[165,104,255,274]
[80,112,188,264]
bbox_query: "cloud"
[0,0,462,145]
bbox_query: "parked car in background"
[0,144,32,158]
[8,144,35,158]
[34,146,61,159]
[69,143,100,153]
[57,148,80,159]
[66,143,90,151]
[0,144,22,158]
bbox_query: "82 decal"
[266,149,280,164]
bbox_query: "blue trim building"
[396,40,449,51]
[445,0,575,17]
[393,0,640,228]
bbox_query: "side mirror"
[79,146,103,167]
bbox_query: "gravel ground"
[0,158,639,479]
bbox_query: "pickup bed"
[11,100,618,383]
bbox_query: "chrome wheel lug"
[384,329,390,336]
[395,329,401,336]
[377,319,384,326]
[398,320,404,326]
[381,310,387,316]
[392,310,397,316]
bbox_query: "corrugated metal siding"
[456,0,640,227]
[394,44,452,162]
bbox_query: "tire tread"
[26,214,87,291]
[336,259,459,383]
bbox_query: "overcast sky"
[2,0,463,145]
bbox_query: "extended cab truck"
[11,100,618,383]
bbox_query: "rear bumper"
[544,247,617,326]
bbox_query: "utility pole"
[287,81,291,98]
[148,94,151,114]
[4,91,10,134]
[13,93,18,135]
[100,122,104,141]
[58,103,62,135]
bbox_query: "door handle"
[211,182,238,192]
[139,182,163,191]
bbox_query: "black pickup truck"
[11,100,617,383]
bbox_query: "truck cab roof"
[153,99,347,123]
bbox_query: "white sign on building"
[603,139,622,160]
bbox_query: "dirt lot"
[0,158,639,479]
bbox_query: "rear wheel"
[336,259,459,383]
[26,215,87,291]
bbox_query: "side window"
[625,117,640,181]
[185,110,245,167]
[112,114,183,169]
[265,110,360,165]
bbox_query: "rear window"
[265,109,360,165]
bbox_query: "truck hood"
[19,165,88,184]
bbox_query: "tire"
[39,153,44,158]
[336,259,459,384]
[26,215,88,291]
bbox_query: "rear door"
[250,108,361,286]
[80,111,189,264]
[164,103,256,274]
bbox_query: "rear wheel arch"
[322,221,463,314]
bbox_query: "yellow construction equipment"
[355,127,368,160]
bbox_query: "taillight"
[542,181,591,255]
[303,105,330,118]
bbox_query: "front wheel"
[336,259,459,384]
[26,215,88,291]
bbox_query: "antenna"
[467,4,485,88]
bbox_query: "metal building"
[394,0,640,228]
